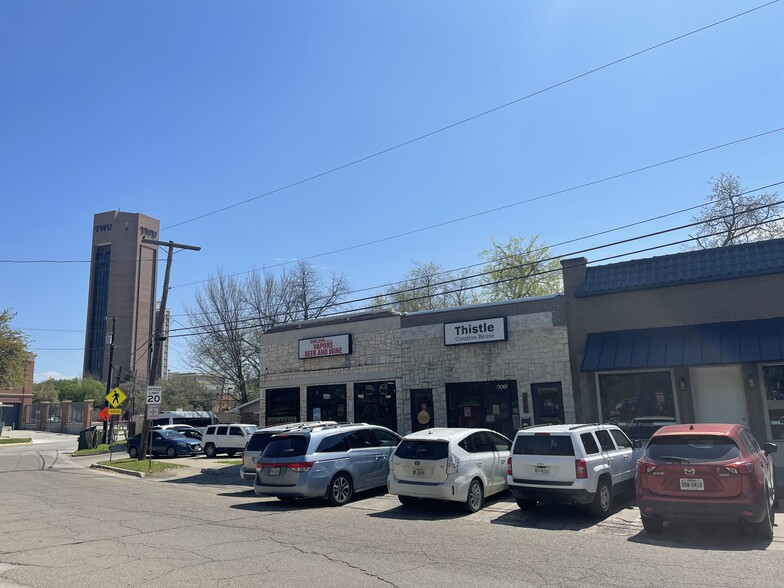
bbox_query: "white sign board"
[444,317,507,346]
[298,334,352,359]
[146,404,160,420]
[146,386,163,406]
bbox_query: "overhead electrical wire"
[161,0,781,232]
[167,204,784,337]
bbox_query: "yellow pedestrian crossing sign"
[106,387,127,408]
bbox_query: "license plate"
[412,468,425,476]
[680,478,704,491]
[268,466,281,476]
[534,466,550,475]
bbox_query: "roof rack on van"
[568,423,599,430]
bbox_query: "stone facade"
[256,297,574,437]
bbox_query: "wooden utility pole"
[101,316,116,445]
[138,239,200,459]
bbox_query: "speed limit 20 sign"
[146,386,163,406]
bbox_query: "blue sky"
[1,1,782,382]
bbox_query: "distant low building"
[0,355,35,430]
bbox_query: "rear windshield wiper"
[657,455,690,464]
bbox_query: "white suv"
[507,424,642,518]
[202,424,258,458]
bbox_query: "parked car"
[507,424,642,518]
[240,421,337,481]
[202,424,258,458]
[636,423,778,538]
[388,428,512,513]
[126,429,202,458]
[253,423,401,505]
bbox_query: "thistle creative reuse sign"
[299,334,352,359]
[444,317,507,346]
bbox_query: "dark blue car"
[127,429,202,458]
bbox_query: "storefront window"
[598,371,676,439]
[411,389,434,432]
[266,387,300,425]
[354,382,397,432]
[762,365,784,440]
[307,385,346,422]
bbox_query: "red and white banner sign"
[298,334,352,359]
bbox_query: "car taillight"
[288,462,314,472]
[637,459,656,474]
[507,456,512,476]
[256,462,267,469]
[575,459,587,479]
[446,453,460,474]
[725,461,754,475]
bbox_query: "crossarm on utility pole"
[138,239,201,460]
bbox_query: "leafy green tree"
[0,309,31,389]
[33,380,59,403]
[688,173,783,249]
[161,376,216,411]
[478,235,562,301]
[379,262,478,312]
[52,378,105,402]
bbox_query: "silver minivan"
[253,423,401,505]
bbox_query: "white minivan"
[388,428,512,513]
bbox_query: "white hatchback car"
[388,428,512,513]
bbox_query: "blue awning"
[581,317,784,372]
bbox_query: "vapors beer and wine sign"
[298,334,352,359]
[444,317,507,345]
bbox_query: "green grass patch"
[73,444,112,456]
[216,459,242,465]
[96,458,184,475]
[0,438,32,445]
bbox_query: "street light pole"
[138,239,200,460]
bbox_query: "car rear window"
[246,433,275,452]
[262,434,311,458]
[513,434,575,456]
[394,440,449,460]
[647,435,741,463]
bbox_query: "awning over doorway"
[581,317,784,372]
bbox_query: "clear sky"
[1,1,782,382]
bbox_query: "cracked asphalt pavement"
[1,431,782,588]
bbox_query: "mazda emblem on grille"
[684,467,695,475]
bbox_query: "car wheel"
[590,477,613,518]
[464,479,484,513]
[398,495,418,507]
[227,451,236,458]
[204,444,217,458]
[327,473,354,506]
[641,515,664,534]
[754,488,774,540]
[166,446,177,459]
[516,499,537,510]
[128,446,139,459]
[773,480,779,510]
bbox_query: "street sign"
[146,386,162,406]
[108,408,122,416]
[146,404,160,420]
[106,387,127,408]
[98,407,110,422]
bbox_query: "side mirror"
[764,442,777,455]
[633,439,643,449]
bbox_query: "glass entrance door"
[410,389,434,432]
[446,381,518,439]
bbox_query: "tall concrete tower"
[83,211,161,385]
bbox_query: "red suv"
[636,423,778,539]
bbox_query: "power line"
[162,1,781,232]
[167,207,784,338]
[170,129,784,290]
[167,180,784,323]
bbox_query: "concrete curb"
[89,463,145,478]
